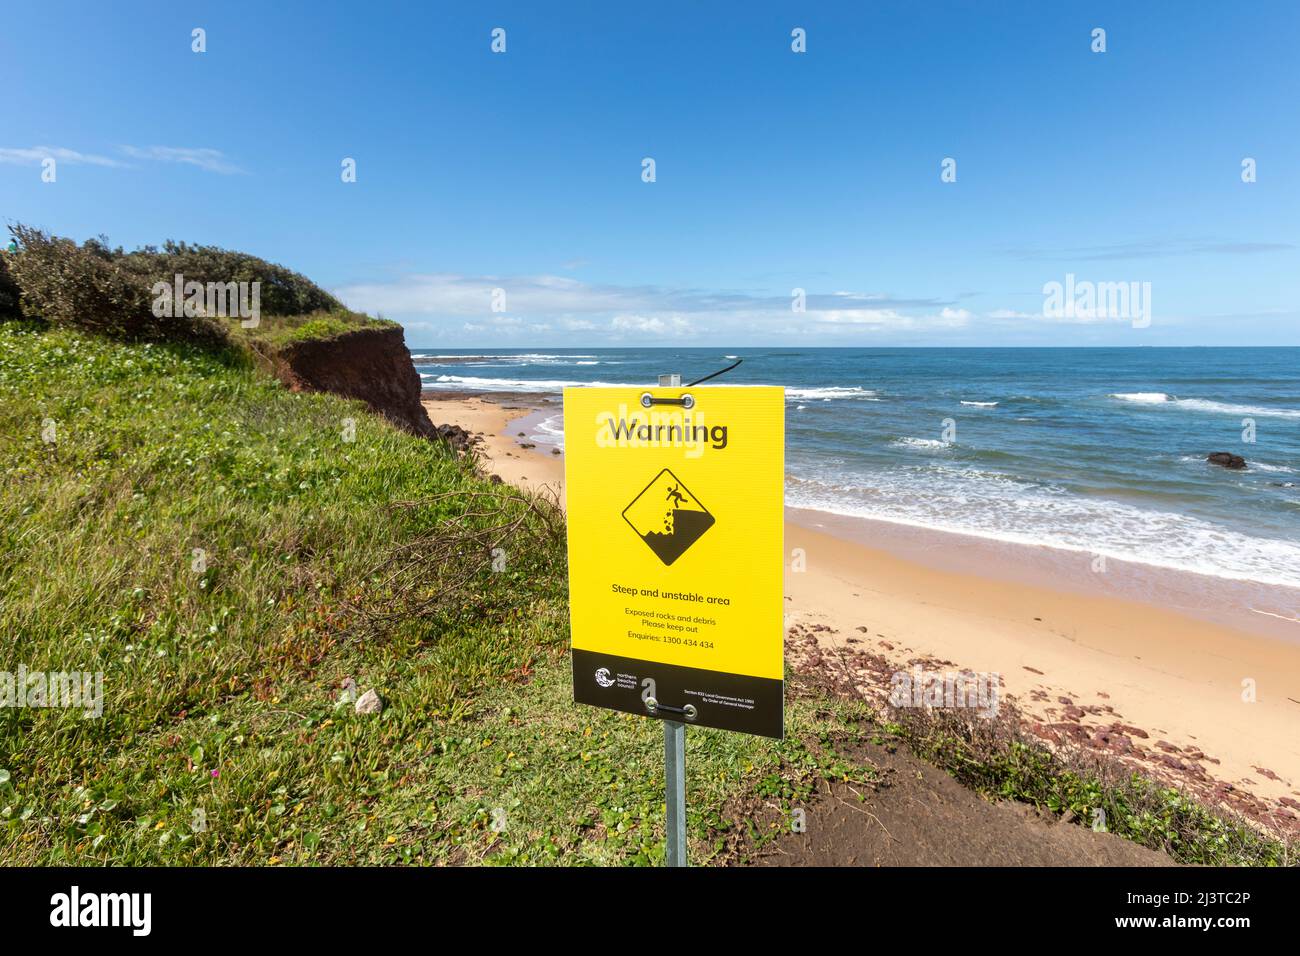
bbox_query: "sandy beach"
[423,393,1300,834]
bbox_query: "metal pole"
[664,718,686,866]
[657,371,687,867]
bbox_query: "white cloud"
[334,273,955,322]
[118,145,244,174]
[336,273,641,316]
[333,271,1029,343]
[0,144,243,174]
[0,146,125,167]
[813,309,906,326]
[610,314,693,336]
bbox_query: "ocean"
[414,347,1300,593]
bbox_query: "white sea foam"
[893,437,950,450]
[1176,399,1300,419]
[785,386,878,401]
[1110,393,1300,419]
[424,376,878,399]
[524,413,566,450]
[425,374,641,392]
[961,400,999,407]
[1110,392,1170,404]
[786,470,1300,589]
[413,353,597,361]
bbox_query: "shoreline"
[421,390,1300,834]
[787,506,1300,646]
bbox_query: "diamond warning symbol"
[621,468,716,566]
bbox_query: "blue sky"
[2,1,1297,347]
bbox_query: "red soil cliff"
[268,325,437,439]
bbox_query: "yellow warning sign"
[564,386,784,737]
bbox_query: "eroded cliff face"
[268,326,437,439]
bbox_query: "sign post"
[664,717,686,866]
[564,380,785,866]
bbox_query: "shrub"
[122,240,340,316]
[4,224,343,345]
[4,225,187,340]
[0,249,21,321]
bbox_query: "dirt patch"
[726,736,1170,866]
[787,621,1300,838]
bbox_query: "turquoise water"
[415,347,1300,588]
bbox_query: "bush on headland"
[5,225,186,340]
[4,223,428,440]
[0,249,22,321]
[0,265,18,325]
[120,239,342,317]
[2,223,345,345]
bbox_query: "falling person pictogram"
[622,469,716,566]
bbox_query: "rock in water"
[355,689,383,715]
[1207,452,1247,470]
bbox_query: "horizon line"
[406,343,1300,350]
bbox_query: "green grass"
[228,308,398,348]
[0,323,861,864]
